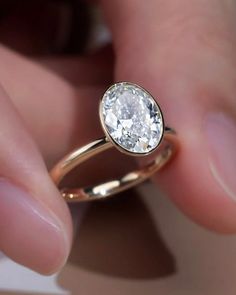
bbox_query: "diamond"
[100,82,164,154]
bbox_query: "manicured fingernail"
[0,178,69,274]
[205,112,236,201]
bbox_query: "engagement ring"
[50,82,178,202]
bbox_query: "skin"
[0,0,236,274]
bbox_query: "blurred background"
[0,0,110,55]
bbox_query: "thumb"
[0,85,72,274]
[101,0,236,233]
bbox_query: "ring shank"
[50,127,178,202]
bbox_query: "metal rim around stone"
[99,82,165,157]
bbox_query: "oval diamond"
[100,82,164,154]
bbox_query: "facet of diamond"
[100,82,164,154]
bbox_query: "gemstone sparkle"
[100,82,164,154]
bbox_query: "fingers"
[0,45,108,165]
[100,0,236,232]
[0,37,113,273]
[40,46,114,86]
[0,85,72,274]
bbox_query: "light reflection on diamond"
[101,82,164,154]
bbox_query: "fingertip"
[0,178,72,274]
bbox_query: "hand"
[0,1,112,274]
[99,0,236,231]
[0,0,235,275]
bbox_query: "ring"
[50,82,179,202]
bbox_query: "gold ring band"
[50,127,177,202]
[50,82,179,202]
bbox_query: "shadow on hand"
[59,189,176,282]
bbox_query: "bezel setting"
[99,82,164,156]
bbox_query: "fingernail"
[0,178,69,274]
[205,112,236,201]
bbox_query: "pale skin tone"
[0,0,236,274]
